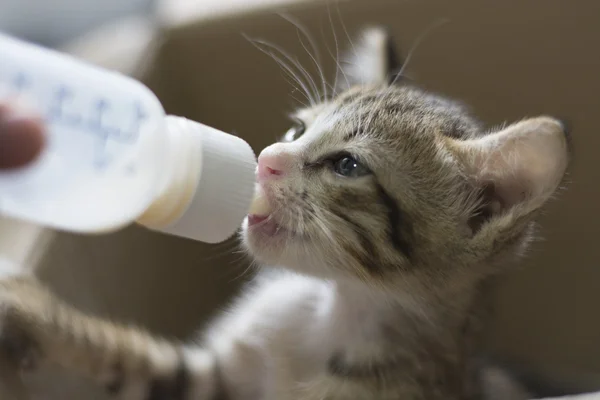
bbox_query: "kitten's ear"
[448,117,570,233]
[337,27,403,92]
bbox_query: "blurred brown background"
[19,0,600,397]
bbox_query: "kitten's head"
[242,28,569,294]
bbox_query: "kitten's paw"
[0,319,40,371]
[0,278,47,371]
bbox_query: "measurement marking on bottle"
[12,72,28,90]
[47,84,71,120]
[2,70,148,171]
[90,98,108,130]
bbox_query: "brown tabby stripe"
[328,352,403,379]
[330,208,383,275]
[105,361,125,395]
[374,182,414,261]
[146,351,189,400]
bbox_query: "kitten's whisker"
[290,94,309,109]
[201,240,245,262]
[228,249,251,267]
[335,1,357,56]
[225,257,255,282]
[334,0,359,95]
[228,254,258,283]
[243,34,316,105]
[279,12,330,102]
[362,19,450,135]
[296,30,335,102]
[225,239,261,282]
[257,46,312,105]
[393,18,450,85]
[281,73,311,103]
[249,37,321,106]
[321,3,350,94]
[262,49,313,105]
[283,76,310,107]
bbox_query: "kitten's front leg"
[0,275,221,399]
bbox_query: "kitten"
[0,28,569,400]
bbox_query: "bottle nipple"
[140,116,257,243]
[248,185,271,216]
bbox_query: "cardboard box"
[17,0,600,398]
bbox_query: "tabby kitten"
[0,28,569,400]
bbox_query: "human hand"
[0,104,45,170]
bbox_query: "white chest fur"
[203,270,397,400]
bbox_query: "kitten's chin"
[240,216,292,265]
[241,216,320,271]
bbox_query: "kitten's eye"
[333,156,370,178]
[284,119,306,142]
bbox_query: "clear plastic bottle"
[0,33,257,244]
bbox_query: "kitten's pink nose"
[257,145,294,181]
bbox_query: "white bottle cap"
[138,116,257,243]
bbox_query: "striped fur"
[0,28,569,399]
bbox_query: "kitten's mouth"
[247,214,286,237]
[247,214,269,226]
[246,184,297,240]
[246,185,286,237]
